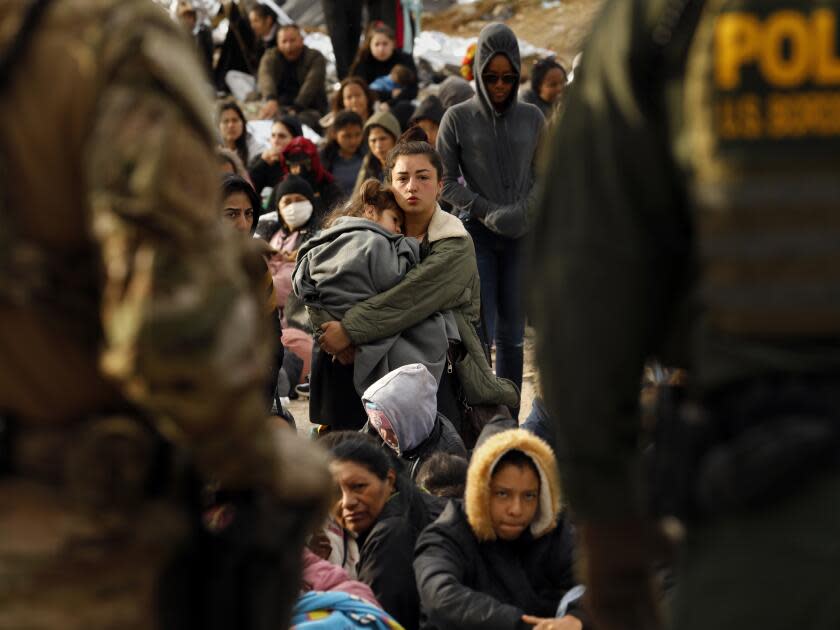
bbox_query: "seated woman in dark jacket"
[328,433,444,630]
[361,363,467,479]
[280,137,344,226]
[248,115,302,195]
[349,22,418,105]
[414,429,587,630]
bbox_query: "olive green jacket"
[311,208,518,409]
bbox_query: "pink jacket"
[301,549,381,607]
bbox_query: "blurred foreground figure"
[0,1,330,628]
[533,1,840,629]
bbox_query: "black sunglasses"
[482,72,517,86]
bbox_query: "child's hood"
[362,363,438,454]
[465,428,562,542]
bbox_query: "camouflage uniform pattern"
[0,1,330,627]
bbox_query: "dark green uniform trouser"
[670,470,840,630]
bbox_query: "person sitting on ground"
[220,174,285,414]
[361,364,467,479]
[319,110,366,198]
[349,22,418,102]
[369,63,416,105]
[217,147,250,180]
[294,181,458,425]
[218,100,259,167]
[416,452,468,499]
[327,432,445,630]
[414,429,587,630]
[408,96,445,147]
[520,57,567,118]
[247,3,279,66]
[248,115,303,196]
[280,137,344,225]
[312,430,365,578]
[176,1,212,77]
[212,0,261,93]
[259,175,320,384]
[354,110,400,193]
[258,23,328,130]
[301,548,380,606]
[322,76,377,129]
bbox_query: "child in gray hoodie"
[362,364,467,480]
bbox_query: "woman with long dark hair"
[332,76,376,123]
[349,22,418,104]
[327,433,444,630]
[217,100,253,167]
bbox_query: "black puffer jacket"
[413,429,586,630]
[414,501,581,630]
[357,476,446,630]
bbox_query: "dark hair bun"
[359,178,383,205]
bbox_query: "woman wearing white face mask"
[263,175,319,382]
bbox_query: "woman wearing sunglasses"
[437,23,545,416]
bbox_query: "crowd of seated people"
[195,6,584,626]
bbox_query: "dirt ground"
[423,0,606,70]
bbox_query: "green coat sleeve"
[531,0,689,519]
[341,236,478,345]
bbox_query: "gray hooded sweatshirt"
[362,364,467,478]
[292,217,458,393]
[437,23,544,239]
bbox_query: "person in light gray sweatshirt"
[436,22,544,406]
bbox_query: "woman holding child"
[314,133,518,430]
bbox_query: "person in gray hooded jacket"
[361,364,467,479]
[436,23,544,406]
[437,24,544,408]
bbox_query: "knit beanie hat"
[273,174,315,205]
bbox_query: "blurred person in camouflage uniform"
[533,0,840,629]
[0,1,330,628]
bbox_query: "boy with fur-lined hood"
[414,429,587,630]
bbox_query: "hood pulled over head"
[362,364,437,455]
[465,428,561,542]
[282,136,334,184]
[474,22,522,116]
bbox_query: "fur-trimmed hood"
[427,205,468,242]
[465,429,561,542]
